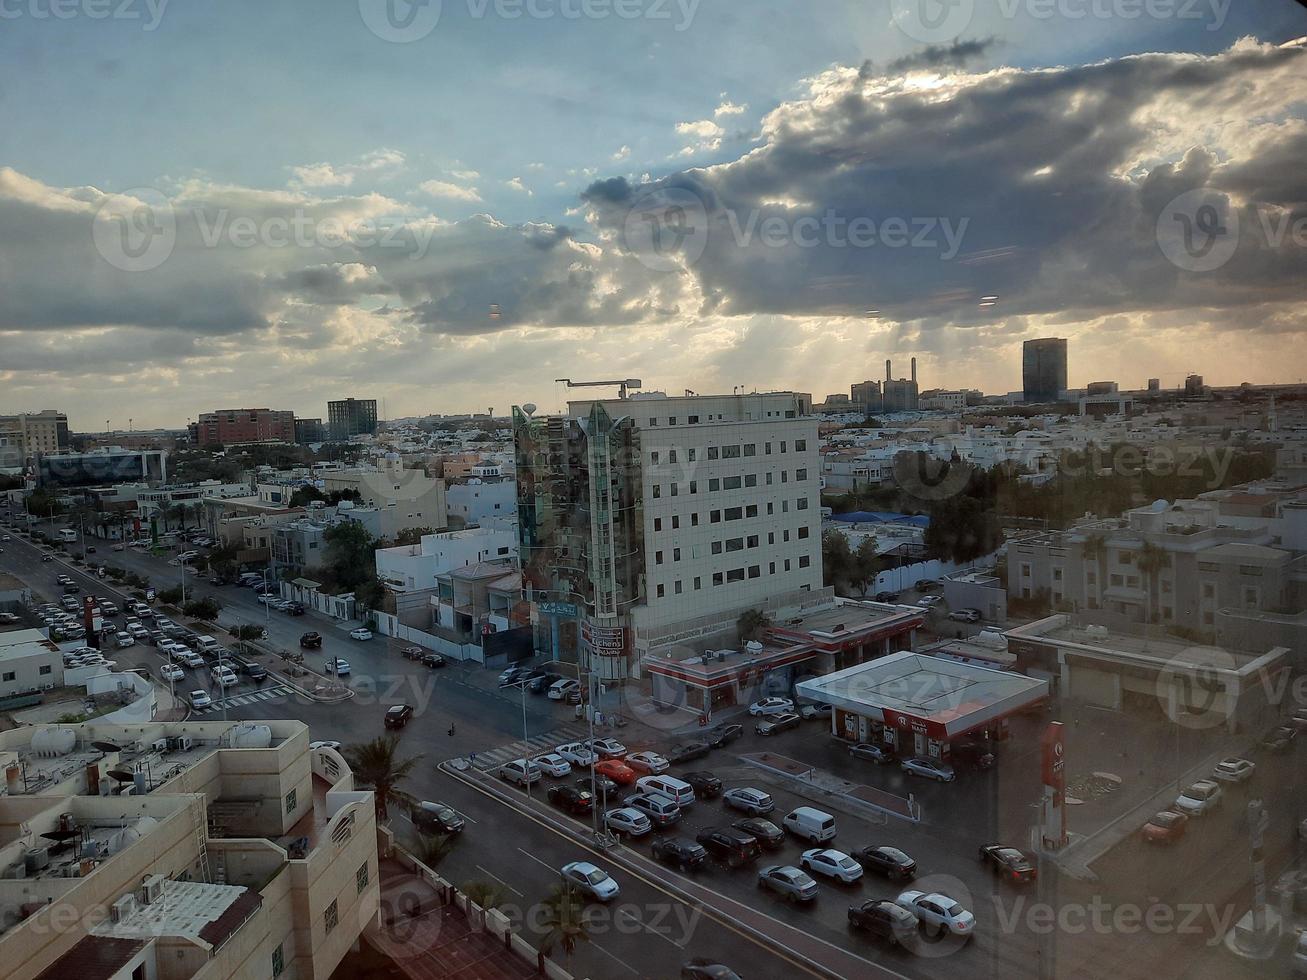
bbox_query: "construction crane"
[555,378,643,400]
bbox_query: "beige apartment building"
[0,411,70,469]
[320,454,447,541]
[0,717,380,980]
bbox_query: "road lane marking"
[475,864,524,898]
[616,906,685,947]
[589,942,640,975]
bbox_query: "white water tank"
[31,727,77,758]
[228,724,273,749]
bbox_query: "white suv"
[1174,779,1223,816]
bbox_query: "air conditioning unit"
[151,739,168,754]
[142,874,165,905]
[177,737,194,752]
[110,894,137,923]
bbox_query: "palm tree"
[462,880,508,911]
[539,884,590,968]
[412,832,458,870]
[1137,542,1170,624]
[342,736,423,821]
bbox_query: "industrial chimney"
[911,358,917,385]
[886,359,892,382]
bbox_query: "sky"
[1,0,1305,428]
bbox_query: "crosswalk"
[193,685,292,713]
[470,722,594,770]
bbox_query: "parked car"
[696,827,761,868]
[413,801,465,834]
[560,862,619,902]
[585,737,628,759]
[625,751,670,775]
[667,741,711,764]
[1174,779,1223,817]
[556,742,597,767]
[547,785,594,815]
[581,774,620,800]
[732,817,784,850]
[947,609,982,623]
[189,690,212,710]
[159,664,185,683]
[299,632,323,649]
[896,890,975,939]
[1259,726,1297,753]
[978,844,1037,883]
[757,865,819,903]
[499,759,543,786]
[497,666,524,687]
[873,591,899,603]
[681,961,742,980]
[114,632,135,649]
[848,899,919,946]
[594,758,638,785]
[798,702,832,721]
[532,753,573,777]
[901,758,956,782]
[401,645,425,660]
[348,628,373,641]
[422,652,446,668]
[850,743,896,765]
[604,807,653,837]
[855,845,917,881]
[748,697,795,717]
[651,836,708,872]
[548,678,581,701]
[682,771,722,799]
[756,712,801,736]
[706,723,743,748]
[916,595,945,608]
[1141,810,1189,844]
[625,793,681,829]
[0,612,19,625]
[782,806,837,844]
[326,657,351,676]
[384,704,415,729]
[1211,757,1256,783]
[800,848,863,883]
[723,787,775,815]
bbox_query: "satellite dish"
[91,741,121,753]
[522,403,537,416]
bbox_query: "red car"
[594,759,639,785]
[1141,810,1188,844]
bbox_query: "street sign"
[582,622,626,657]
[539,600,579,617]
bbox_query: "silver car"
[901,758,956,782]
[604,807,653,837]
[757,865,819,902]
[723,787,775,815]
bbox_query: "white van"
[195,635,221,654]
[782,806,837,843]
[548,678,580,701]
[635,775,695,808]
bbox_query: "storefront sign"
[880,708,948,740]
[540,601,579,617]
[582,622,626,657]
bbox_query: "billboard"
[582,621,626,658]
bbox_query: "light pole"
[261,569,271,632]
[512,678,533,799]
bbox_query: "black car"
[582,774,620,800]
[651,836,708,872]
[848,899,918,946]
[384,704,414,729]
[681,961,741,980]
[422,652,446,668]
[873,591,900,603]
[299,632,323,649]
[668,742,712,764]
[695,828,761,868]
[952,740,996,771]
[979,844,1037,883]
[682,771,722,799]
[1259,728,1295,753]
[707,724,743,748]
[547,785,594,815]
[854,845,917,881]
[412,801,465,834]
[732,818,784,850]
[285,602,305,616]
[241,661,268,681]
[401,645,425,660]
[528,672,561,693]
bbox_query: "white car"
[127,623,149,638]
[556,742,597,767]
[114,632,135,648]
[560,861,620,902]
[158,640,183,656]
[532,753,573,777]
[181,650,206,668]
[604,807,653,837]
[160,664,185,682]
[189,690,213,710]
[1174,779,1223,816]
[326,658,351,676]
[916,595,945,608]
[625,751,670,775]
[348,628,373,641]
[800,848,865,883]
[749,697,795,717]
[896,890,975,938]
[1211,758,1256,784]
[211,667,238,687]
[585,738,627,759]
[901,758,956,782]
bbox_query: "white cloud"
[505,177,534,196]
[612,145,631,162]
[450,169,480,181]
[714,100,747,117]
[419,179,483,202]
[289,149,407,189]
[290,163,353,188]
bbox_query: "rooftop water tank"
[228,724,273,749]
[31,727,77,758]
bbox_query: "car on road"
[581,774,620,800]
[1141,810,1189,844]
[757,865,818,903]
[585,737,627,759]
[1211,757,1256,783]
[528,672,561,694]
[604,807,653,837]
[732,817,784,850]
[947,609,982,623]
[211,666,238,687]
[848,899,919,946]
[413,801,465,834]
[560,861,620,902]
[706,723,743,748]
[855,845,917,881]
[901,758,956,782]
[114,632,135,648]
[916,595,945,609]
[978,844,1037,883]
[755,712,800,736]
[625,751,670,775]
[850,743,896,765]
[285,602,305,616]
[384,704,414,729]
[594,759,638,785]
[682,771,722,799]
[309,740,343,751]
[497,666,524,687]
[696,827,761,868]
[651,836,708,871]
[1174,779,1223,816]
[680,961,741,980]
[896,890,975,939]
[547,785,594,815]
[299,632,323,649]
[348,628,372,641]
[499,759,542,786]
[188,690,212,711]
[532,753,573,777]
[748,696,794,717]
[41,554,53,562]
[159,664,185,683]
[0,612,19,625]
[1259,725,1297,753]
[181,650,206,669]
[422,652,446,668]
[800,848,864,883]
[667,741,711,764]
[723,787,775,816]
[556,742,597,767]
[400,645,425,660]
[326,657,351,676]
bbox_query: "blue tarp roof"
[830,511,930,527]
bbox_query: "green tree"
[393,526,435,548]
[289,485,326,508]
[25,489,63,519]
[539,885,591,968]
[343,736,422,820]
[736,609,771,645]
[848,537,886,597]
[158,586,184,606]
[1137,541,1170,622]
[463,880,508,911]
[413,832,459,870]
[182,597,221,621]
[322,521,381,596]
[822,529,853,591]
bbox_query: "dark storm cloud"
[885,38,998,73]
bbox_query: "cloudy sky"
[1,0,1305,428]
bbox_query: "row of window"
[653,526,813,565]
[650,471,811,497]
[646,413,799,426]
[649,440,807,465]
[653,555,813,597]
[648,494,813,523]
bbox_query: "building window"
[784,559,792,571]
[744,474,757,487]
[689,481,698,494]
[649,418,658,426]
[669,450,678,463]
[748,565,761,578]
[796,498,809,511]
[272,944,285,977]
[325,899,339,934]
[712,541,723,555]
[765,473,773,486]
[672,516,680,529]
[285,789,297,815]
[675,581,683,595]
[1,672,14,683]
[670,483,679,497]
[799,555,811,569]
[783,529,791,542]
[357,861,370,894]
[727,568,745,582]
[707,447,719,460]
[39,665,52,675]
[711,510,722,523]
[726,537,744,552]
[694,577,701,590]
[652,484,661,499]
[656,584,665,598]
[798,526,810,539]
[713,572,724,586]
[669,417,677,425]
[709,479,720,492]
[691,513,699,526]
[689,415,699,424]
[725,507,742,521]
[654,518,662,532]
[795,439,807,451]
[744,444,756,457]
[723,476,741,490]
[673,547,681,561]
[768,532,775,545]
[688,448,697,461]
[651,451,660,464]
[796,469,808,481]
[769,562,776,574]
[656,551,664,565]
[747,534,759,548]
[780,441,787,453]
[746,504,758,518]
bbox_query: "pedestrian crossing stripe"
[195,685,292,712]
[471,723,593,769]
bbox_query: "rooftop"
[34,936,148,980]
[1007,616,1285,672]
[92,878,262,948]
[769,600,925,648]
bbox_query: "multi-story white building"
[445,475,516,529]
[320,453,447,541]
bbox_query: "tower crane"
[555,378,643,400]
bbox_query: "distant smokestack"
[911,358,917,385]
[886,359,892,382]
